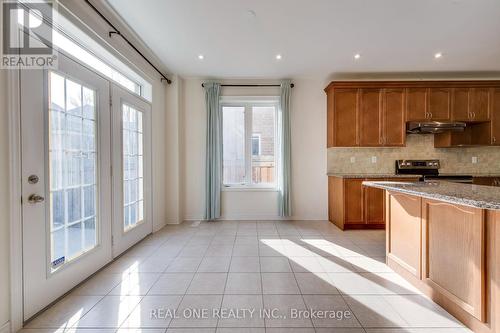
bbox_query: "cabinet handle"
[473,112,476,119]
[493,136,497,143]
[429,112,433,119]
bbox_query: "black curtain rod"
[84,0,172,84]
[201,83,294,88]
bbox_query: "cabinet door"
[452,88,470,121]
[359,89,382,146]
[469,88,490,121]
[422,199,485,321]
[383,89,406,146]
[344,179,364,224]
[491,89,500,145]
[364,183,385,225]
[428,88,451,121]
[406,88,428,121]
[334,89,359,146]
[386,192,422,278]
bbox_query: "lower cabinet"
[421,199,485,321]
[328,177,416,230]
[386,192,422,278]
[385,192,496,333]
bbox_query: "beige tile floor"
[21,220,471,333]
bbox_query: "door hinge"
[111,235,114,246]
[110,165,113,177]
[20,196,23,205]
[110,96,113,107]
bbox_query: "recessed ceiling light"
[275,54,282,60]
[434,52,443,59]
[354,53,361,60]
[198,54,204,60]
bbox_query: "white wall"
[0,70,11,332]
[181,77,328,221]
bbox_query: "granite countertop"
[327,173,421,179]
[363,180,500,210]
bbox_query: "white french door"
[21,53,113,320]
[111,85,153,257]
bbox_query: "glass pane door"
[111,85,152,257]
[122,104,144,231]
[49,71,98,270]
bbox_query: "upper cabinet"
[406,88,451,121]
[330,88,359,147]
[359,89,382,146]
[325,81,500,148]
[406,88,428,121]
[383,89,406,146]
[451,87,491,122]
[492,89,500,145]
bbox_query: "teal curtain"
[204,82,222,220]
[278,80,292,217]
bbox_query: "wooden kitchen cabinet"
[469,88,491,121]
[492,88,500,145]
[359,89,382,146]
[421,199,485,321]
[365,183,385,224]
[428,88,452,120]
[330,88,359,147]
[359,89,383,147]
[406,88,428,121]
[344,179,365,225]
[386,191,422,278]
[451,88,471,121]
[383,89,406,146]
[328,176,417,230]
[326,81,500,148]
[384,192,499,333]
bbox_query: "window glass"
[122,104,144,230]
[252,107,276,185]
[222,101,278,188]
[49,71,97,269]
[222,106,246,185]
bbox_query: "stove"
[395,160,473,184]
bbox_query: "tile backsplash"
[327,134,500,174]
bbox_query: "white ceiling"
[106,0,500,79]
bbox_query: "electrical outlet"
[371,156,377,164]
[350,156,356,163]
[472,156,478,164]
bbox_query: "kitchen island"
[363,180,500,333]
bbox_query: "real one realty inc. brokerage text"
[150,307,353,320]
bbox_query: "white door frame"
[7,67,24,333]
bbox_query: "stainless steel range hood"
[406,121,467,134]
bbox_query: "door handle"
[27,194,45,204]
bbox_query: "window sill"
[222,186,278,192]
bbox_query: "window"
[49,71,98,267]
[15,2,153,101]
[122,104,144,230]
[222,98,279,188]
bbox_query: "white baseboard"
[0,321,10,333]
[183,216,328,222]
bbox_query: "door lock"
[28,175,39,184]
[27,194,45,204]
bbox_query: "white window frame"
[221,96,280,190]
